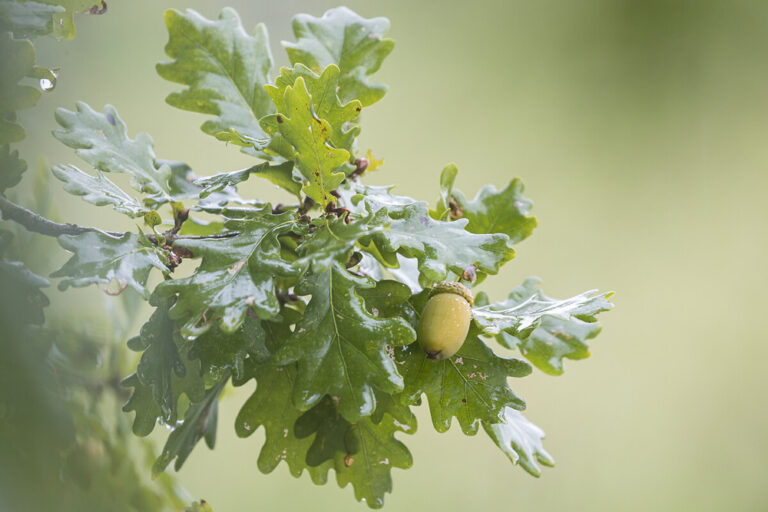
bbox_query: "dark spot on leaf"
[276,115,283,123]
[106,113,116,126]
[355,107,361,112]
[461,398,467,403]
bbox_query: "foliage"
[0,3,613,509]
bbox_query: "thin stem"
[0,195,241,242]
[0,194,120,237]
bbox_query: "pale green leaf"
[51,231,170,299]
[51,163,147,217]
[53,102,174,205]
[452,178,538,245]
[267,77,348,206]
[157,8,274,147]
[483,407,554,477]
[284,7,394,107]
[0,1,64,36]
[472,277,613,375]
[265,64,362,153]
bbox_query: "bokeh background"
[12,0,768,510]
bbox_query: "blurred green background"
[13,0,768,510]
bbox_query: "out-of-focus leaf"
[452,178,538,245]
[265,64,362,153]
[153,377,226,475]
[483,407,554,477]
[275,261,415,423]
[398,324,531,435]
[36,0,102,40]
[157,8,274,147]
[51,163,147,217]
[155,207,301,338]
[51,231,170,299]
[284,7,394,107]
[0,144,27,191]
[0,1,63,36]
[53,103,174,206]
[121,373,162,437]
[472,277,613,375]
[267,77,348,206]
[0,256,49,326]
[0,33,41,145]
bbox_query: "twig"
[0,195,241,242]
[0,194,120,237]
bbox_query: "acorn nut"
[417,282,474,360]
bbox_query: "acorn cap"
[429,281,474,307]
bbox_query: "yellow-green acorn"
[417,282,474,360]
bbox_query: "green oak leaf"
[431,163,458,221]
[51,231,170,299]
[339,181,514,283]
[267,77,348,206]
[236,362,332,484]
[190,317,270,384]
[397,325,532,435]
[53,103,174,206]
[157,8,274,147]
[294,397,413,509]
[0,144,27,191]
[155,207,300,338]
[0,32,41,144]
[472,277,613,375]
[452,178,538,245]
[121,373,163,436]
[194,161,302,200]
[275,261,416,423]
[0,1,64,37]
[51,163,147,217]
[153,377,226,475]
[265,64,362,153]
[284,7,394,107]
[483,407,554,477]
[129,297,205,430]
[297,210,387,272]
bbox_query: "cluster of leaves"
[1,4,613,509]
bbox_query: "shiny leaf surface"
[398,325,531,435]
[284,7,394,107]
[275,262,416,422]
[53,103,174,205]
[51,231,170,299]
[155,207,300,337]
[473,277,613,375]
[51,164,147,217]
[483,407,554,477]
[157,8,274,147]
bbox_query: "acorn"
[417,282,474,360]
